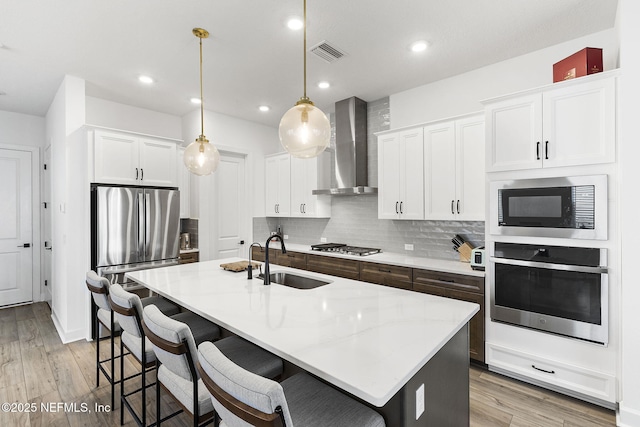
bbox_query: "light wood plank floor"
[0,303,617,426]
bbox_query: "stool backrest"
[197,341,291,427]
[142,304,198,382]
[86,270,111,311]
[108,283,144,338]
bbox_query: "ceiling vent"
[310,40,347,63]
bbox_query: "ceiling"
[0,0,618,128]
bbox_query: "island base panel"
[377,324,470,426]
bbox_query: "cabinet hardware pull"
[456,200,460,214]
[399,201,403,214]
[136,168,139,180]
[396,201,399,214]
[439,278,455,283]
[300,203,303,213]
[303,203,306,213]
[532,364,555,374]
[141,168,143,180]
[536,142,540,160]
[545,141,549,160]
[379,268,391,273]
[451,200,455,214]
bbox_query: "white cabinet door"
[177,147,190,218]
[265,154,290,217]
[290,156,312,217]
[455,116,485,220]
[542,77,615,168]
[486,94,542,172]
[425,115,485,221]
[94,130,140,185]
[139,138,177,187]
[424,122,456,219]
[378,128,423,220]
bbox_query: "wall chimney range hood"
[312,97,377,195]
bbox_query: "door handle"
[399,201,403,214]
[545,141,549,160]
[239,240,245,245]
[451,200,455,214]
[135,168,139,180]
[536,142,540,160]
[395,201,399,214]
[17,243,31,248]
[456,200,460,214]
[140,168,144,181]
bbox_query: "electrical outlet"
[320,237,327,243]
[283,234,289,240]
[405,244,414,251]
[416,383,425,420]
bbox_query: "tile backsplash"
[253,196,484,261]
[253,96,485,261]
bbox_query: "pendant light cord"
[199,35,205,137]
[303,0,307,100]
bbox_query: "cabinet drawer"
[307,254,360,280]
[276,251,307,269]
[360,262,412,290]
[412,268,484,294]
[487,343,616,404]
[178,252,199,264]
[251,247,279,263]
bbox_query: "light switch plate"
[283,234,289,240]
[320,237,327,243]
[405,244,414,251]
[416,383,425,419]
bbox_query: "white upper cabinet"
[378,128,424,220]
[177,147,190,218]
[290,153,331,218]
[424,115,485,220]
[485,73,616,172]
[265,153,291,217]
[94,130,177,186]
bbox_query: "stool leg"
[141,339,147,427]
[110,312,115,409]
[120,338,125,425]
[95,314,100,388]
[156,359,161,427]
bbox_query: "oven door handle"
[490,257,608,274]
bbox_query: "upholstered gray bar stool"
[197,341,386,427]
[142,304,283,427]
[85,271,181,409]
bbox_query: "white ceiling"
[0,0,618,128]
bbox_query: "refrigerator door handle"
[138,190,145,260]
[145,192,151,258]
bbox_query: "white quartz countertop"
[126,257,479,406]
[262,242,485,277]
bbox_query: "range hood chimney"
[312,97,377,195]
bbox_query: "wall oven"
[490,175,607,240]
[490,242,608,344]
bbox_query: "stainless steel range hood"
[312,97,377,195]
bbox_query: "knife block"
[458,242,473,263]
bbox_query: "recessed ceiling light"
[190,98,201,104]
[317,81,330,89]
[138,75,154,84]
[259,105,270,112]
[287,17,304,30]
[410,40,428,53]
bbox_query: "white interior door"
[0,148,33,306]
[214,153,247,258]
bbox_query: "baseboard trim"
[51,312,85,344]
[618,403,640,427]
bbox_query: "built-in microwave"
[490,175,608,240]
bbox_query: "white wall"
[391,29,619,128]
[617,0,640,424]
[46,75,87,343]
[86,96,182,140]
[0,111,46,147]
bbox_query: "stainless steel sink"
[259,272,331,289]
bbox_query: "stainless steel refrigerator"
[90,184,180,290]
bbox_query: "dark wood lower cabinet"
[360,262,412,290]
[276,251,307,269]
[178,251,199,264]
[413,268,485,364]
[306,253,360,280]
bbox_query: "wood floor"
[0,302,617,427]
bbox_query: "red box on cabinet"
[553,47,603,83]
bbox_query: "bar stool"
[197,341,386,427]
[85,271,181,409]
[142,304,283,427]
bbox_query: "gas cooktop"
[310,243,382,257]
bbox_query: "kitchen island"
[127,258,479,426]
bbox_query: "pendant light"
[278,0,331,159]
[184,28,220,175]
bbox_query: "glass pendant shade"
[279,102,331,158]
[183,135,220,176]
